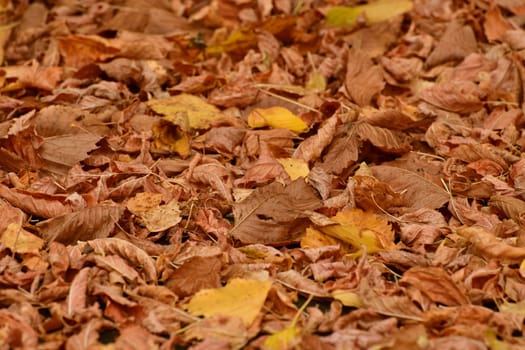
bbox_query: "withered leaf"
[344,49,385,106]
[231,179,322,245]
[293,115,338,163]
[87,237,157,283]
[0,184,74,218]
[66,267,90,316]
[37,205,124,245]
[371,165,449,209]
[400,267,469,306]
[38,134,102,175]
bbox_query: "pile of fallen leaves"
[2,0,525,348]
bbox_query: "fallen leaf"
[186,278,272,326]
[37,205,124,245]
[317,208,395,255]
[247,107,309,134]
[147,93,221,130]
[87,237,157,283]
[326,0,413,27]
[0,223,44,255]
[277,158,310,180]
[231,179,321,245]
[371,165,449,210]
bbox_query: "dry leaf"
[231,179,321,245]
[326,0,413,27]
[37,205,124,245]
[147,93,221,130]
[371,165,449,209]
[247,107,309,134]
[186,278,272,326]
[317,208,395,255]
[277,158,310,180]
[0,223,44,255]
[87,237,157,283]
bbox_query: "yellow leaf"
[318,208,395,255]
[1,223,44,255]
[147,94,221,130]
[247,107,309,134]
[305,69,326,93]
[152,120,191,158]
[186,278,272,326]
[277,158,310,180]
[332,290,362,308]
[484,329,509,350]
[326,0,413,28]
[300,227,340,249]
[206,29,257,55]
[263,326,301,350]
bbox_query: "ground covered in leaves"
[2,0,525,349]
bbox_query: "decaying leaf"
[231,179,322,245]
[87,237,157,283]
[186,278,272,326]
[37,205,124,245]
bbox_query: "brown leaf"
[58,35,120,68]
[457,225,525,262]
[293,115,338,163]
[371,165,449,209]
[39,134,102,175]
[0,184,74,218]
[355,122,411,154]
[231,179,322,245]
[37,205,124,245]
[66,267,90,316]
[484,5,515,41]
[489,195,525,223]
[400,267,469,306]
[419,80,484,114]
[426,21,478,67]
[165,256,223,297]
[344,49,385,106]
[320,129,359,175]
[86,237,157,283]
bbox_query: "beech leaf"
[326,0,413,28]
[231,179,322,245]
[186,278,272,326]
[247,107,309,134]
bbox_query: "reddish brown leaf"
[86,237,157,283]
[37,205,124,245]
[231,179,321,245]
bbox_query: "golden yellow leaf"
[1,223,44,255]
[300,227,340,249]
[147,94,221,130]
[247,107,309,134]
[277,158,310,180]
[186,278,272,326]
[317,208,395,255]
[263,326,301,350]
[332,290,362,308]
[326,0,413,28]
